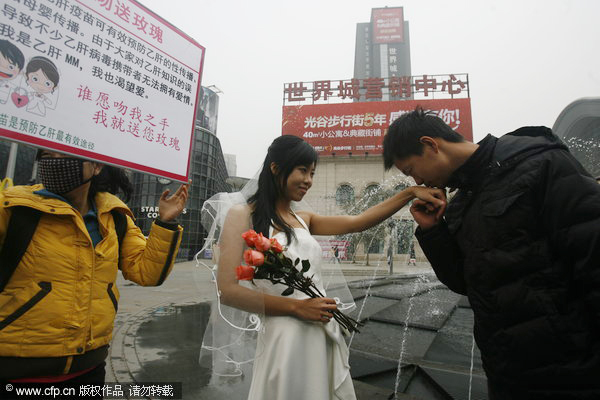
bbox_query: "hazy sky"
[139,0,600,178]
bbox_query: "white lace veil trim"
[195,171,355,393]
[195,174,260,382]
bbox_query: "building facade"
[305,7,417,262]
[553,97,600,178]
[223,153,237,177]
[354,7,411,93]
[284,8,472,264]
[304,153,421,263]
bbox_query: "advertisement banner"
[371,7,404,44]
[0,0,204,182]
[282,98,472,156]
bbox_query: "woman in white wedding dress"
[210,135,445,400]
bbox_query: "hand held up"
[411,198,444,230]
[410,185,447,231]
[158,184,189,222]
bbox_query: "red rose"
[270,238,283,253]
[243,249,265,266]
[236,265,255,281]
[241,230,259,247]
[254,233,272,252]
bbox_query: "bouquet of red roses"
[235,229,363,334]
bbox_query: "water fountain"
[331,175,488,399]
[392,276,422,399]
[120,172,487,399]
[105,99,600,399]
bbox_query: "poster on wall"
[0,0,204,182]
[282,98,472,156]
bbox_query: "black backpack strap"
[0,206,42,292]
[111,210,127,270]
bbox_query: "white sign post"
[0,0,204,182]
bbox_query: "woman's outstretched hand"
[158,184,189,222]
[294,297,338,323]
[409,186,447,229]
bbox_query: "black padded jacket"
[416,127,600,399]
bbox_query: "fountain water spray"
[468,334,476,400]
[392,275,425,399]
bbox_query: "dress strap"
[290,210,310,231]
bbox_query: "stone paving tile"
[369,289,461,330]
[423,307,483,370]
[350,287,370,300]
[348,296,400,322]
[349,320,437,362]
[349,350,398,378]
[354,379,421,400]
[368,281,441,300]
[107,260,483,399]
[417,365,488,400]
[457,295,471,308]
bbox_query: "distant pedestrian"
[407,242,416,266]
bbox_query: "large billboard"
[355,8,410,82]
[284,74,469,105]
[0,0,204,182]
[371,7,404,44]
[282,98,472,156]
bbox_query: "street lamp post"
[5,143,18,180]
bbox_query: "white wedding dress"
[247,213,357,400]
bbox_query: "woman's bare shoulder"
[221,204,252,236]
[294,210,316,226]
[227,203,252,220]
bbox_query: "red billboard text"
[282,98,473,156]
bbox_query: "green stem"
[259,256,363,333]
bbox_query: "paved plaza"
[106,259,482,399]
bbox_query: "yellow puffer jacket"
[0,185,182,361]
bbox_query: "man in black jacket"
[382,108,600,400]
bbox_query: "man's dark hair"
[0,40,25,71]
[383,106,465,170]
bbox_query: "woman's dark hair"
[247,135,317,243]
[383,106,465,170]
[36,150,133,202]
[26,56,60,90]
[89,166,133,203]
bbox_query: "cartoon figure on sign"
[0,40,25,106]
[25,56,60,116]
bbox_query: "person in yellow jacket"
[0,150,188,386]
